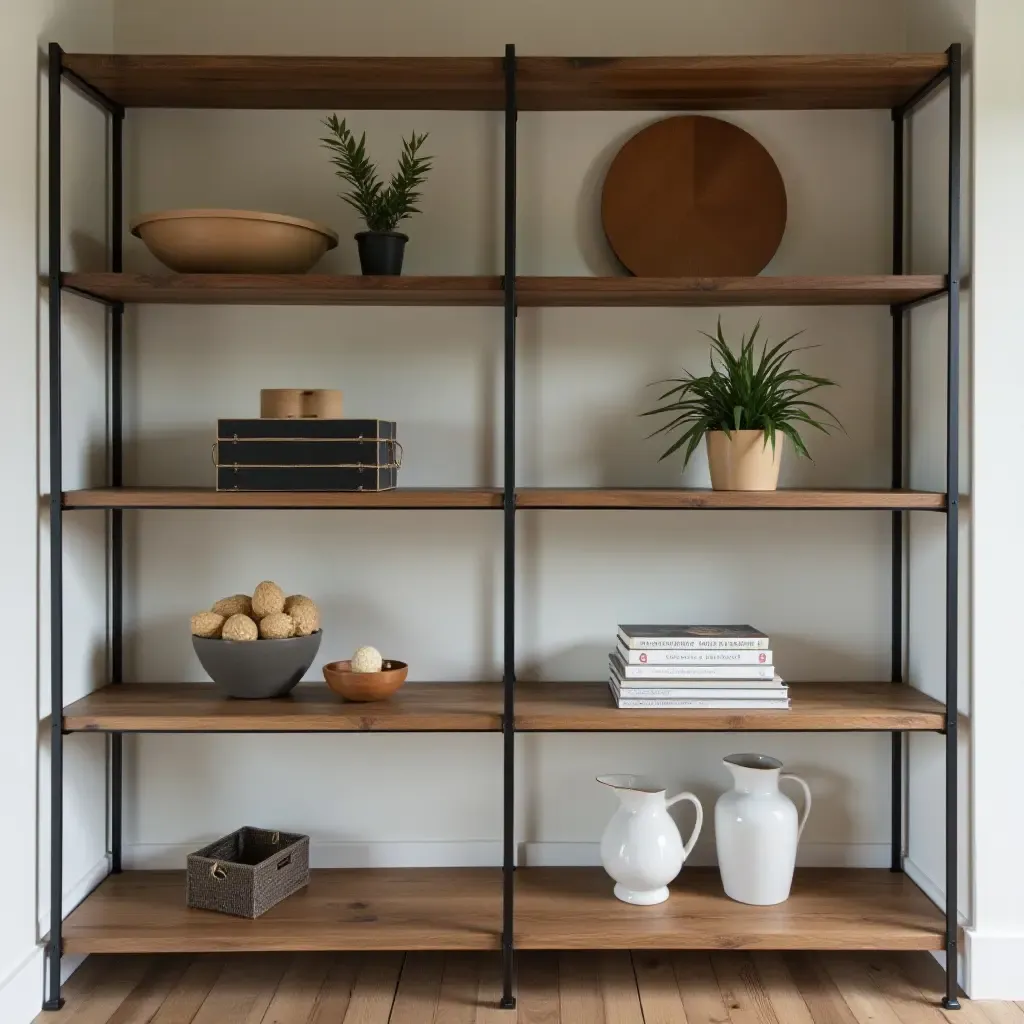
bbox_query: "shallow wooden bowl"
[323,659,409,702]
[131,209,339,274]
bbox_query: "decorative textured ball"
[289,601,320,637]
[191,611,225,638]
[211,594,253,618]
[351,645,383,673]
[251,581,285,620]
[284,594,313,613]
[221,613,259,642]
[259,612,296,640]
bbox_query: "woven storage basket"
[186,826,309,918]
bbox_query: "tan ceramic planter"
[131,209,339,274]
[706,429,782,490]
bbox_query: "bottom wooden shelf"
[62,867,942,955]
[62,869,501,953]
[515,868,944,951]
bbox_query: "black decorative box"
[215,418,400,492]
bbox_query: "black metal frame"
[890,42,962,1011]
[44,41,963,1013]
[45,43,126,1011]
[500,43,518,1011]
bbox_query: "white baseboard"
[124,840,504,870]
[964,929,1024,1000]
[125,838,889,870]
[520,840,891,868]
[0,855,110,1024]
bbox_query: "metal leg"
[44,41,65,1013]
[942,41,962,1013]
[500,41,517,1012]
[110,106,125,875]
[890,107,906,874]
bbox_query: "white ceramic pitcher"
[597,775,703,906]
[714,753,811,906]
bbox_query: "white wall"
[961,0,1024,998]
[1,3,113,1021]
[110,0,915,883]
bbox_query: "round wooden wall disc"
[601,115,787,277]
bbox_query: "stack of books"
[609,625,789,710]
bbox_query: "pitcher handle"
[781,774,812,840]
[665,791,703,860]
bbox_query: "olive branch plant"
[321,115,433,233]
[642,319,843,466]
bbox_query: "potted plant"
[642,319,841,491]
[321,115,433,275]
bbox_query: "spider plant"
[321,115,433,233]
[642,319,842,465]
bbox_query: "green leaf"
[642,320,840,465]
[322,115,433,231]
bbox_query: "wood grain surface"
[61,55,505,109]
[515,488,947,510]
[514,681,945,732]
[517,54,949,110]
[61,870,502,954]
[41,950,1018,1022]
[63,682,504,733]
[515,869,945,950]
[62,53,948,112]
[62,681,943,733]
[62,487,503,509]
[62,273,504,306]
[63,272,947,307]
[61,487,946,511]
[601,116,787,276]
[517,275,947,306]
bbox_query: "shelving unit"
[46,43,962,1013]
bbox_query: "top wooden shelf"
[61,53,948,111]
[62,274,947,308]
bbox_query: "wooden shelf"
[515,868,943,949]
[63,683,503,733]
[516,489,947,510]
[62,274,503,306]
[63,55,506,110]
[62,273,945,308]
[517,54,948,110]
[61,488,945,511]
[61,869,501,953]
[515,682,945,732]
[62,488,503,510]
[62,681,943,733]
[62,53,948,111]
[518,275,946,306]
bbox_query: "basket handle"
[210,862,227,880]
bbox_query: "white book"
[615,643,773,666]
[617,625,769,651]
[608,680,790,711]
[610,683,788,700]
[609,652,776,681]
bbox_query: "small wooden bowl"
[323,659,408,702]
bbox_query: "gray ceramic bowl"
[193,631,322,699]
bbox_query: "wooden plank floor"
[36,950,1024,1022]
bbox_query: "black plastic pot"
[355,231,408,275]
